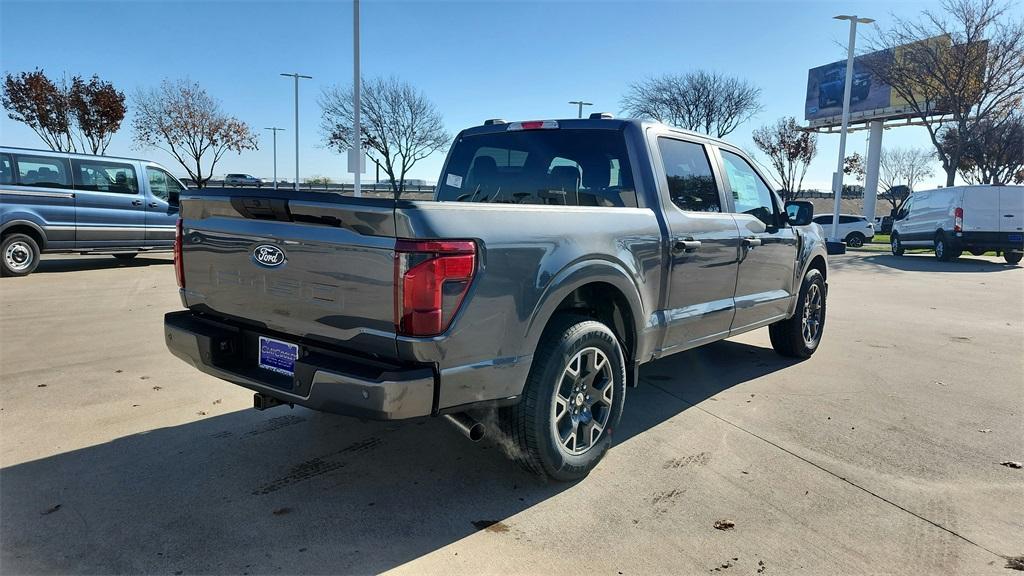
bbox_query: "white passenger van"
[890,185,1023,264]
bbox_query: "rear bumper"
[954,231,1024,251]
[164,310,435,420]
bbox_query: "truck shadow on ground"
[31,255,173,274]
[0,340,796,575]
[835,252,1019,274]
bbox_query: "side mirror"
[785,201,814,226]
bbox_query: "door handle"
[1005,214,1015,218]
[742,237,762,248]
[672,239,702,253]
[131,199,142,206]
[149,202,159,208]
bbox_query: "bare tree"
[620,71,762,138]
[877,147,936,214]
[751,117,818,202]
[940,112,1024,184]
[132,79,257,188]
[864,0,1024,186]
[843,152,866,183]
[320,76,449,195]
[69,75,126,155]
[2,70,75,152]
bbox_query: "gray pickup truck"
[165,117,828,480]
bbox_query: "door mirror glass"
[785,201,814,226]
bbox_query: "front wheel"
[891,233,905,256]
[769,268,826,358]
[1,233,41,277]
[1005,252,1023,265]
[498,316,626,481]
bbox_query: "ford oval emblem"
[252,244,286,267]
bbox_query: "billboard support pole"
[830,15,873,243]
[863,120,883,224]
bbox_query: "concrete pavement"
[1,252,1021,575]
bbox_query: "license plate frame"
[258,336,299,377]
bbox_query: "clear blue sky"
[2,0,1018,188]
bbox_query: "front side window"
[14,154,72,189]
[658,138,720,213]
[146,167,184,201]
[720,150,776,226]
[72,159,139,194]
[436,129,637,207]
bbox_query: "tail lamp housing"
[174,218,185,288]
[394,240,477,337]
[954,207,963,232]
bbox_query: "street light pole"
[568,100,593,119]
[264,127,284,189]
[281,72,312,191]
[829,15,874,243]
[353,0,361,198]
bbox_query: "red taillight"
[954,207,963,232]
[174,218,185,288]
[507,120,559,131]
[394,240,476,337]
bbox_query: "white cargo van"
[890,185,1023,264]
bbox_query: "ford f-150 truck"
[165,117,828,480]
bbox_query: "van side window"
[146,167,183,201]
[72,159,139,194]
[658,138,721,213]
[720,150,776,226]
[0,154,12,185]
[14,154,72,189]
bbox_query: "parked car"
[874,214,893,235]
[812,213,875,247]
[165,117,829,480]
[0,146,185,276]
[224,173,264,187]
[890,185,1023,264]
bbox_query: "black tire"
[1005,252,1023,265]
[934,233,961,262]
[1,233,41,277]
[845,232,865,248]
[769,268,826,359]
[498,315,626,481]
[113,253,138,260]
[891,233,905,256]
[969,249,986,256]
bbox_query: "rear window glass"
[435,129,637,207]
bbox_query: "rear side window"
[436,129,637,207]
[0,154,12,185]
[658,138,721,213]
[13,154,72,189]
[839,215,860,224]
[72,159,139,194]
[813,215,831,224]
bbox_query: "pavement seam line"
[640,377,1006,561]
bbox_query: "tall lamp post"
[569,100,592,119]
[280,72,313,191]
[264,127,285,189]
[829,15,874,243]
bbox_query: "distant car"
[813,213,875,247]
[224,174,263,187]
[874,215,893,235]
[890,185,1023,264]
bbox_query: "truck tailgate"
[178,191,398,359]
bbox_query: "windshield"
[435,129,637,207]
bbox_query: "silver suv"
[223,174,263,187]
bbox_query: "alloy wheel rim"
[801,284,823,346]
[4,241,32,272]
[551,347,614,456]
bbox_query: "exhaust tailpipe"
[253,393,285,411]
[443,413,485,442]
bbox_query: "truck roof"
[458,117,724,146]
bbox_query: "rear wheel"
[1,233,41,277]
[1005,252,1023,265]
[769,268,826,359]
[891,233,905,256]
[498,315,626,481]
[845,232,865,248]
[934,233,961,262]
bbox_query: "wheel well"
[1,224,45,251]
[808,255,827,282]
[551,282,636,366]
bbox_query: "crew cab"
[165,117,829,480]
[0,146,185,276]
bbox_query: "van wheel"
[1,233,41,277]
[934,233,961,262]
[891,234,905,256]
[845,232,865,248]
[769,268,826,359]
[1006,252,1023,265]
[113,253,138,260]
[498,315,626,481]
